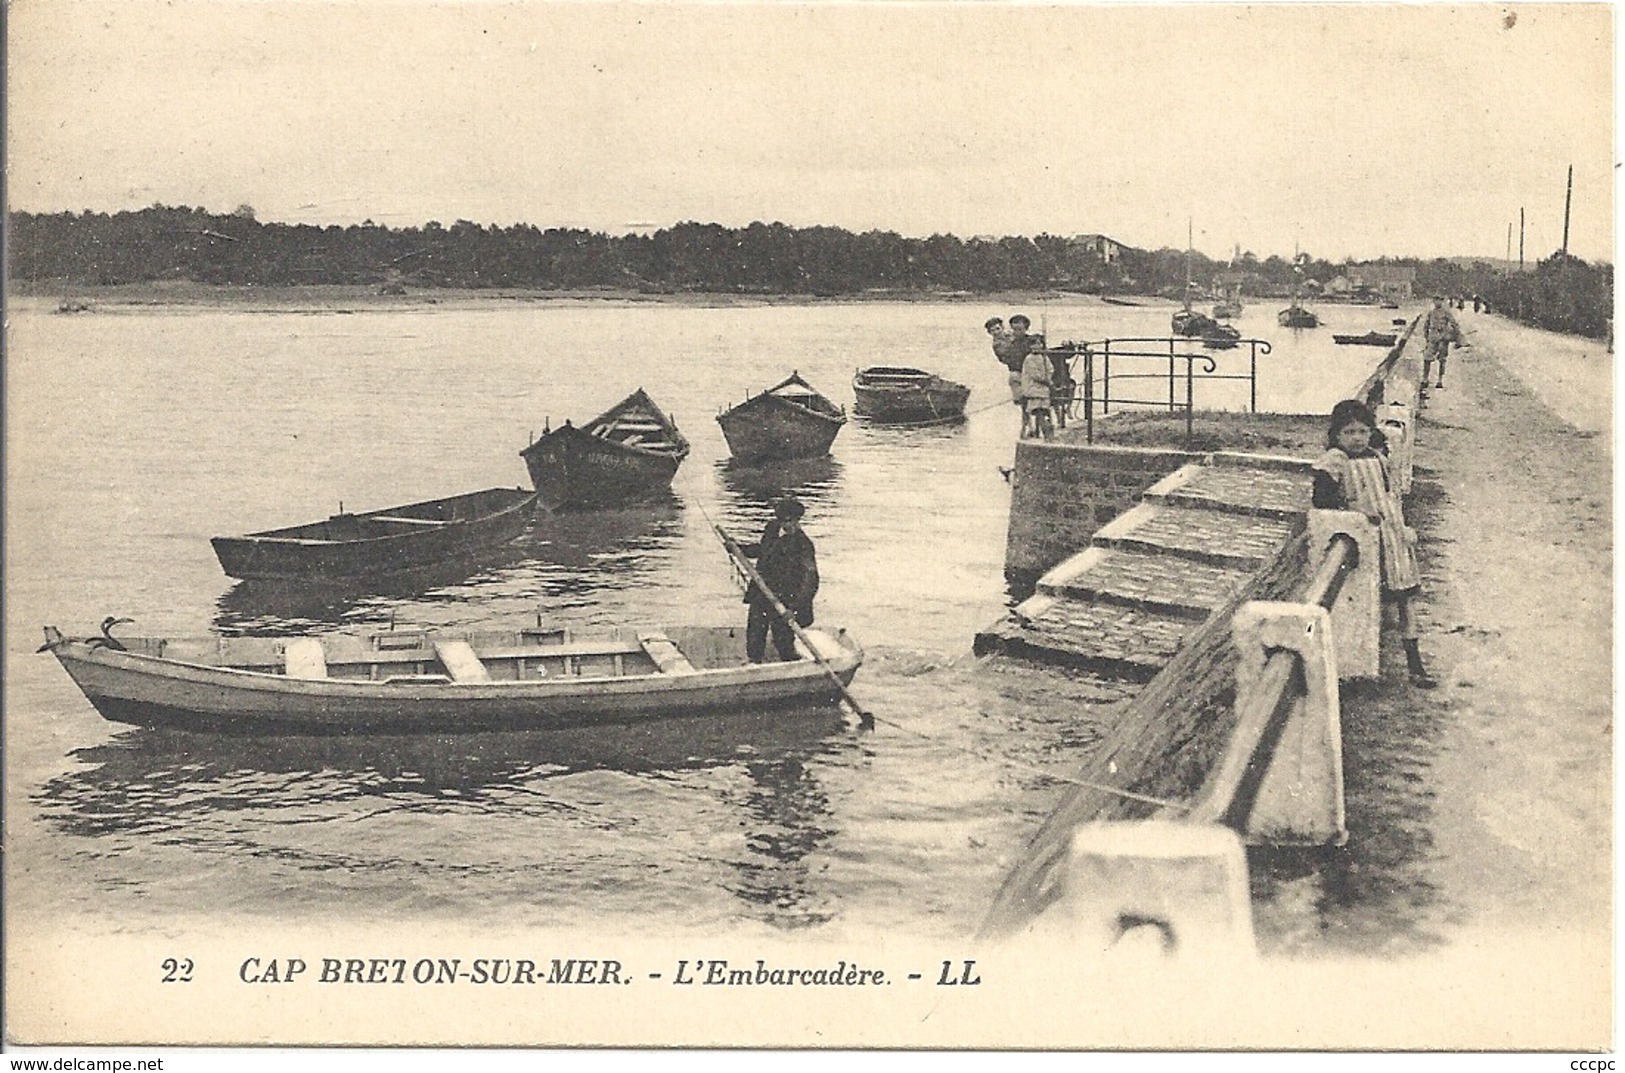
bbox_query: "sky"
[7,1,1617,263]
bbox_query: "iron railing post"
[1186,353,1196,442]
[1083,346,1095,443]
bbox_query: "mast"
[1184,218,1194,312]
[1562,164,1573,256]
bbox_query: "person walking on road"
[1423,294,1464,388]
[1312,400,1436,688]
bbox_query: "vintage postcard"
[4,0,1614,1057]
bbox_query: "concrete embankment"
[977,309,1611,1042]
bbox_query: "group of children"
[985,314,1073,440]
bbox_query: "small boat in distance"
[39,620,864,733]
[1171,308,1221,337]
[211,487,536,581]
[1332,331,1400,347]
[851,367,971,424]
[1278,304,1321,329]
[521,389,690,510]
[1278,251,1321,328]
[716,372,846,462]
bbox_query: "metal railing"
[1047,337,1272,445]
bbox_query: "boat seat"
[433,639,492,682]
[794,629,843,664]
[283,637,328,679]
[371,515,449,527]
[638,632,697,675]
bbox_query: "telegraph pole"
[1519,207,1525,271]
[1562,164,1573,256]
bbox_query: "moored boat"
[39,620,864,734]
[1332,331,1399,347]
[716,372,846,462]
[520,389,690,510]
[1172,308,1220,337]
[851,367,970,424]
[1277,304,1321,328]
[211,487,536,581]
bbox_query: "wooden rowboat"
[716,372,846,462]
[211,487,536,581]
[521,389,690,510]
[851,366,970,424]
[40,621,864,734]
[1331,331,1400,347]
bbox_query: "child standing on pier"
[1312,399,1436,688]
[1020,343,1055,440]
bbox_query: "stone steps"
[975,459,1312,677]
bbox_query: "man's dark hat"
[774,497,806,521]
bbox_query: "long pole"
[1519,207,1525,271]
[713,524,873,726]
[1562,164,1573,255]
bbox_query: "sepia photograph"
[3,0,1614,1058]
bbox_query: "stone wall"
[1004,442,1198,582]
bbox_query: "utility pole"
[1562,164,1573,256]
[1519,207,1525,271]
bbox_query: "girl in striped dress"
[1311,399,1436,688]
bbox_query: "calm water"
[5,294,1413,945]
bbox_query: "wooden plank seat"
[283,637,329,679]
[638,632,698,675]
[370,515,450,526]
[433,639,492,682]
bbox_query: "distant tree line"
[7,206,1612,338]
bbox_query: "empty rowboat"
[851,366,970,424]
[1331,331,1400,347]
[210,487,536,581]
[39,620,865,734]
[520,389,690,510]
[716,372,846,462]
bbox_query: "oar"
[713,524,874,729]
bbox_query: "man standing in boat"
[740,497,820,663]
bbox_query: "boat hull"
[851,368,970,423]
[717,396,844,461]
[47,626,863,734]
[211,488,535,581]
[521,426,684,510]
[1332,332,1399,347]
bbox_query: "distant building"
[1070,234,1133,264]
[1348,265,1416,301]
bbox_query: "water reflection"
[517,498,684,571]
[717,455,842,504]
[214,545,532,631]
[35,706,846,839]
[726,756,838,928]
